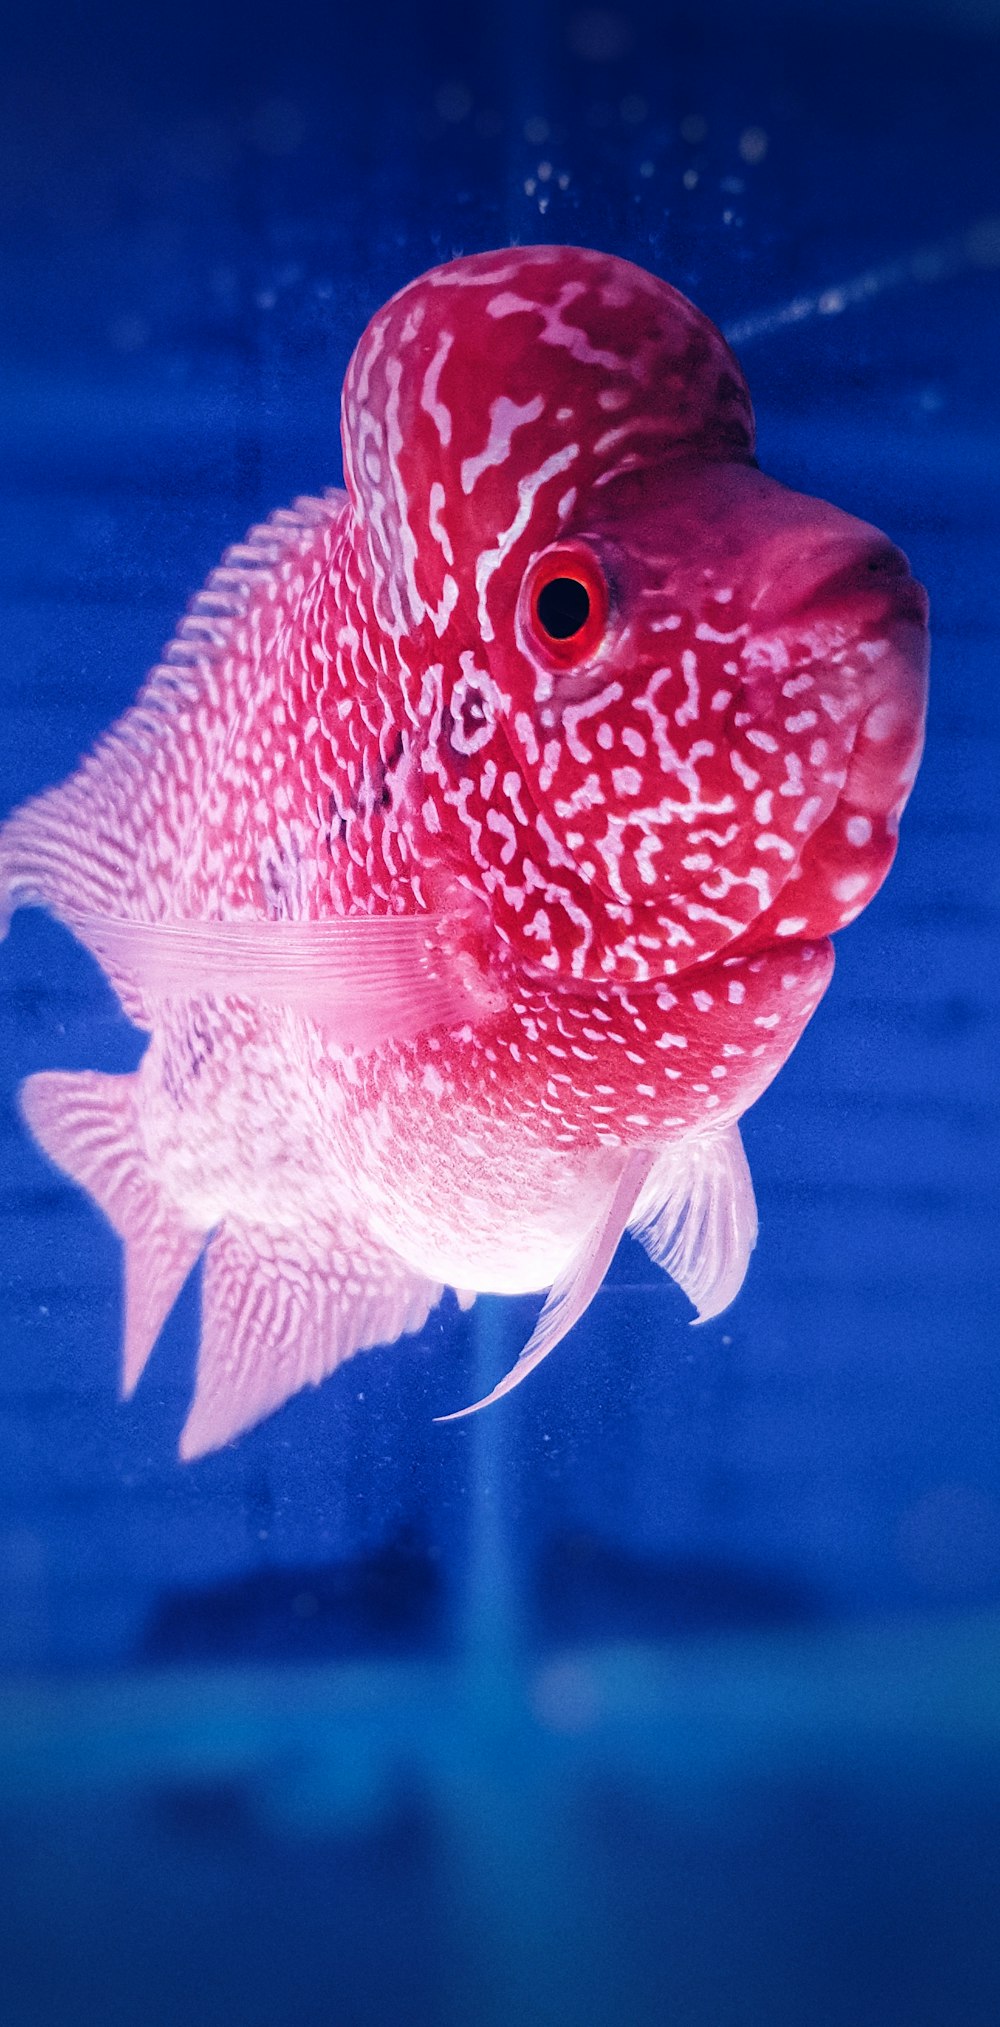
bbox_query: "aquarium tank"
[0,1,998,2022]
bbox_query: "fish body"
[0,247,929,1455]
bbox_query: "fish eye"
[523,543,609,666]
[536,576,591,640]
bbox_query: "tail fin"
[19,1070,208,1394]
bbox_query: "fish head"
[342,246,929,983]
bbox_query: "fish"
[0,245,929,1458]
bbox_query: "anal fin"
[436,1125,758,1424]
[180,1218,444,1460]
[437,1147,657,1422]
[20,1070,208,1394]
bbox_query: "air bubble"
[738,126,768,164]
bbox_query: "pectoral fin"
[59,912,495,1050]
[628,1122,758,1321]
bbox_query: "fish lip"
[883,578,930,628]
[693,930,827,976]
[654,929,836,996]
[515,930,832,998]
[751,536,930,633]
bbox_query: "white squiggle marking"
[685,901,745,934]
[700,863,773,908]
[487,281,629,372]
[553,773,606,818]
[427,482,453,565]
[420,330,454,446]
[514,711,539,764]
[696,621,748,645]
[755,830,796,862]
[427,574,459,639]
[794,793,824,834]
[353,316,385,407]
[539,738,561,792]
[533,808,580,873]
[833,872,869,902]
[486,809,518,863]
[562,681,624,764]
[475,444,579,643]
[384,356,425,631]
[730,750,760,791]
[612,766,642,797]
[594,421,666,453]
[676,649,701,727]
[634,832,663,886]
[450,653,504,756]
[461,395,545,495]
[780,752,805,799]
[635,669,704,796]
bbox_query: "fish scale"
[0,244,928,1454]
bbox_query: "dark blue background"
[0,1,998,2020]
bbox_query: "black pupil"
[536,575,591,640]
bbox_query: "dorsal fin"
[0,491,347,937]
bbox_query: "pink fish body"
[0,246,929,1457]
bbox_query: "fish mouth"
[751,533,930,632]
[681,928,835,993]
[520,926,836,1021]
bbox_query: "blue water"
[1,1,999,2020]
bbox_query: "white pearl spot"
[611,766,642,797]
[832,872,869,903]
[865,702,901,743]
[846,814,873,847]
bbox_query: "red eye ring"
[523,542,610,666]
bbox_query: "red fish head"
[342,246,929,983]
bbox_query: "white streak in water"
[724,217,1000,347]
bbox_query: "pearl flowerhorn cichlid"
[0,246,929,1458]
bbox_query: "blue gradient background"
[0,1,998,2020]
